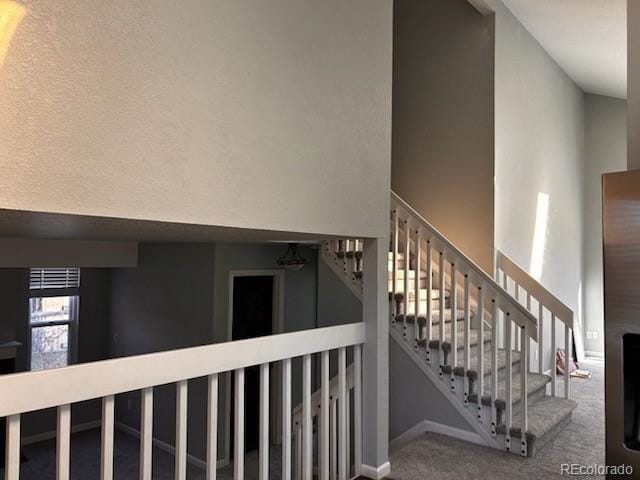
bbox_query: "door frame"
[224,269,285,466]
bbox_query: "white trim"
[389,328,496,448]
[390,420,485,453]
[360,461,391,480]
[21,419,101,446]
[116,421,228,471]
[584,351,604,359]
[225,269,286,469]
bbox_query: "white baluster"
[426,240,433,352]
[565,325,572,399]
[141,388,154,480]
[538,303,544,374]
[260,364,270,480]
[320,351,330,480]
[302,355,312,480]
[414,229,421,345]
[282,359,292,480]
[176,380,188,480]
[505,313,513,453]
[514,283,521,352]
[295,425,302,480]
[439,252,445,376]
[330,398,337,480]
[345,389,351,478]
[526,294,532,373]
[234,370,244,480]
[476,287,484,421]
[403,220,410,337]
[338,348,347,480]
[5,415,20,480]
[450,262,457,392]
[57,404,71,480]
[551,314,557,397]
[101,395,115,480]
[206,377,218,480]
[392,210,398,327]
[463,274,471,404]
[354,345,363,476]
[491,299,498,436]
[520,323,529,457]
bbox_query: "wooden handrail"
[496,250,574,329]
[0,323,365,417]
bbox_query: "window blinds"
[29,268,81,291]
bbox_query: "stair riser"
[496,383,547,424]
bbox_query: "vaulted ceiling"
[500,0,626,99]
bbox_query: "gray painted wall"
[493,1,585,371]
[110,242,318,463]
[392,0,495,273]
[583,95,627,356]
[317,259,362,329]
[109,243,217,461]
[389,337,472,440]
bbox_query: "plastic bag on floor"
[556,348,578,376]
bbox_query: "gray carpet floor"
[389,359,605,480]
[14,428,282,480]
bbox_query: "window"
[29,268,80,371]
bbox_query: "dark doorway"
[231,275,275,456]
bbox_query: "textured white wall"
[0,1,392,238]
[494,1,585,368]
[583,94,626,355]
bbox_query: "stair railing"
[390,191,538,456]
[496,250,574,400]
[291,364,357,480]
[0,323,365,480]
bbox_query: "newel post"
[361,237,390,479]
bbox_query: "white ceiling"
[500,0,627,99]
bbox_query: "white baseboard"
[390,419,485,453]
[116,421,228,470]
[360,461,391,480]
[584,351,604,360]
[22,420,101,446]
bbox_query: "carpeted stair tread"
[462,347,520,379]
[417,325,490,350]
[496,395,577,456]
[468,372,550,408]
[396,309,465,326]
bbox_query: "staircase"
[321,191,577,457]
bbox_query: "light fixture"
[277,243,308,271]
[0,1,25,70]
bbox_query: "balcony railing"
[0,323,365,480]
